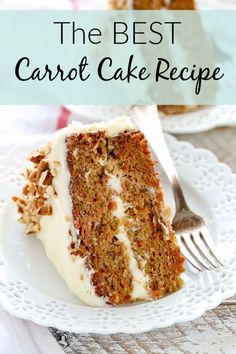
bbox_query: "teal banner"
[0,10,235,104]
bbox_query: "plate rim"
[65,105,236,135]
[160,106,236,134]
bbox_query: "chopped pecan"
[28,170,37,182]
[36,185,45,197]
[38,170,53,186]
[35,199,45,209]
[28,143,51,164]
[12,196,26,207]
[13,142,54,235]
[28,151,45,164]
[36,160,49,182]
[38,205,52,216]
[17,206,24,213]
[22,184,29,195]
[27,183,37,194]
[12,196,19,203]
[25,222,40,234]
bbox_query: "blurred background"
[0,0,235,155]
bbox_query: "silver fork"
[130,105,224,271]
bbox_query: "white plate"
[66,105,236,134]
[0,135,236,334]
[160,106,236,134]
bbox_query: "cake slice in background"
[110,0,195,11]
[110,0,198,115]
[169,0,195,10]
[110,0,163,9]
[13,117,184,306]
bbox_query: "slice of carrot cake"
[13,117,184,306]
[110,0,198,115]
[109,0,195,11]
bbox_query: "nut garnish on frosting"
[12,143,56,234]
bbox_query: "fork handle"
[130,105,189,213]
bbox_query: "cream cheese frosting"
[37,125,106,306]
[37,116,152,306]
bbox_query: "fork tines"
[177,227,224,271]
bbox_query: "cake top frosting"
[54,116,135,140]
